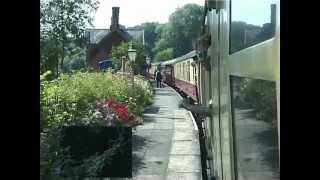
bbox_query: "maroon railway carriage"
[160,50,200,103]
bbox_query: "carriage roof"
[151,50,198,67]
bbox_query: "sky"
[90,0,276,29]
[91,0,205,29]
[232,0,276,26]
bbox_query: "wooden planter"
[61,126,132,178]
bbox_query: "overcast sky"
[91,0,204,29]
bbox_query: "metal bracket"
[179,98,212,118]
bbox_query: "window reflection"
[230,76,279,180]
[230,0,276,54]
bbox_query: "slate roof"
[86,28,144,44]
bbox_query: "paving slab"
[131,81,202,180]
[167,172,202,180]
[133,175,165,180]
[168,155,202,173]
[170,141,201,155]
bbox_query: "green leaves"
[153,4,203,58]
[40,71,152,178]
[40,71,152,130]
[154,48,173,62]
[41,0,99,75]
[110,41,147,74]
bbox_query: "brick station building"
[86,7,144,70]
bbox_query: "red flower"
[99,98,131,123]
[115,105,130,122]
[105,99,118,109]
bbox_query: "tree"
[230,21,263,53]
[153,4,203,58]
[154,48,173,62]
[132,22,161,59]
[62,46,86,72]
[110,41,146,74]
[110,42,130,71]
[40,0,99,76]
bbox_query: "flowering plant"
[96,98,134,126]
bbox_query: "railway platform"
[131,80,202,180]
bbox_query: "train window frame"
[179,63,181,80]
[183,62,186,81]
[229,75,279,180]
[229,0,277,54]
[187,61,190,82]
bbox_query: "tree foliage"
[153,4,203,58]
[110,41,147,74]
[131,4,203,62]
[154,48,173,62]
[132,22,161,59]
[40,0,99,76]
[110,42,130,71]
[230,21,275,53]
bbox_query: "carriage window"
[230,76,279,180]
[183,63,186,81]
[187,61,190,82]
[165,67,171,75]
[230,0,276,54]
[179,64,182,79]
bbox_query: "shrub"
[40,71,152,179]
[40,71,152,130]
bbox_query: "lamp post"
[121,56,126,72]
[146,56,151,79]
[128,42,137,88]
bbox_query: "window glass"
[165,67,171,75]
[183,63,186,81]
[187,61,190,82]
[230,76,279,180]
[230,0,276,54]
[179,64,182,79]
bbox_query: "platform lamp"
[128,42,137,87]
[146,56,151,79]
[121,56,127,72]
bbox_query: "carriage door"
[205,4,225,180]
[226,0,280,180]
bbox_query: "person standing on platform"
[156,70,162,88]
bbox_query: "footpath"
[131,81,202,180]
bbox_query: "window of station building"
[230,0,277,54]
[230,76,279,180]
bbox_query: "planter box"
[61,126,132,178]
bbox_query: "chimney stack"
[110,7,120,31]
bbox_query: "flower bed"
[40,71,152,179]
[40,71,152,129]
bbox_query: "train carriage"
[150,50,200,103]
[171,51,199,102]
[149,1,280,179]
[196,1,280,180]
